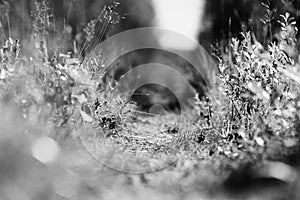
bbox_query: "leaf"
[66,58,80,66]
[80,110,93,122]
[73,94,88,104]
[247,82,270,102]
[278,67,300,85]
[256,137,265,147]
[0,69,6,79]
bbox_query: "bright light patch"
[152,0,205,50]
[31,136,60,164]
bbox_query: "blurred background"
[1,0,300,54]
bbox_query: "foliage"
[81,1,124,57]
[32,0,53,61]
[1,0,300,199]
[199,10,300,161]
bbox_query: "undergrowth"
[0,0,299,164]
[0,0,300,199]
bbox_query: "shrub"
[202,11,300,148]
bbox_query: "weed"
[32,0,53,62]
[80,1,124,57]
[204,9,300,163]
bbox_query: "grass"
[0,0,300,199]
